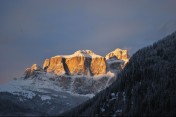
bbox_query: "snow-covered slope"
[54,50,103,58]
[0,72,115,115]
[0,76,91,115]
[0,74,96,98]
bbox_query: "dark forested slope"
[62,31,176,116]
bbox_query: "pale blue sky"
[0,0,176,83]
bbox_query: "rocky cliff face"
[44,56,66,75]
[105,48,129,70]
[24,64,41,79]
[105,48,129,60]
[43,59,50,70]
[65,55,88,75]
[22,48,129,95]
[90,57,106,75]
[25,49,129,78]
[42,50,107,76]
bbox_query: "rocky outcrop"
[24,68,32,79]
[24,64,41,79]
[31,64,40,71]
[105,49,129,72]
[43,56,66,75]
[26,49,129,77]
[64,50,90,75]
[41,50,107,76]
[105,48,129,60]
[43,59,50,70]
[106,57,123,73]
[66,56,88,75]
[65,50,106,75]
[90,57,106,75]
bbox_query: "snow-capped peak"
[105,48,129,60]
[53,50,103,58]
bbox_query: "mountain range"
[1,31,176,116]
[25,49,129,78]
[0,48,129,116]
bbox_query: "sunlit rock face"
[31,64,40,71]
[90,57,106,75]
[105,48,129,71]
[25,49,129,77]
[43,56,66,75]
[66,56,88,75]
[24,64,41,78]
[65,50,106,75]
[42,50,106,76]
[65,50,90,75]
[105,48,129,60]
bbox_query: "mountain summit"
[42,49,106,76]
[0,48,129,116]
[25,49,129,78]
